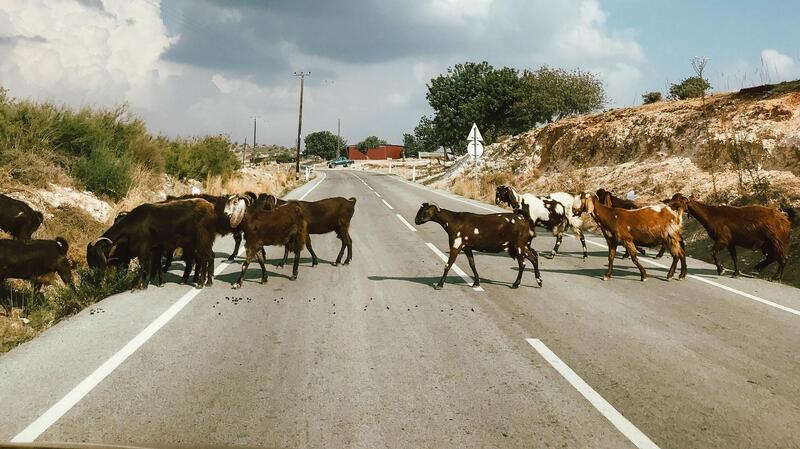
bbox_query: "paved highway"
[2,169,799,448]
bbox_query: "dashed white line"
[373,191,381,197]
[579,237,800,317]
[381,199,394,210]
[425,243,484,292]
[526,338,661,449]
[396,214,417,232]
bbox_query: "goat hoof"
[641,277,648,282]
[471,282,480,288]
[537,278,543,287]
[333,262,339,267]
[290,275,297,281]
[231,283,241,290]
[343,260,351,265]
[601,276,609,281]
[434,284,443,290]
[260,279,267,285]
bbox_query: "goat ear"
[585,195,594,215]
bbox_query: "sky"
[1,0,798,147]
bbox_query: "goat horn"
[92,237,112,245]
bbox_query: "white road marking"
[579,237,800,317]
[373,191,381,197]
[298,171,326,200]
[396,214,417,232]
[526,338,661,449]
[381,199,394,210]
[11,256,241,443]
[425,243,484,292]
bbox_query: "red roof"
[347,144,404,160]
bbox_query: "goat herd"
[0,182,796,299]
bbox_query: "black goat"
[0,237,74,295]
[414,203,542,289]
[231,201,308,288]
[165,193,246,261]
[0,194,44,239]
[263,195,357,266]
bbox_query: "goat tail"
[781,205,799,227]
[55,237,69,253]
[349,197,357,204]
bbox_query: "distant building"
[347,144,404,160]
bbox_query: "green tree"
[668,76,711,100]
[356,135,388,151]
[164,135,240,181]
[641,91,663,104]
[304,131,347,160]
[403,115,438,157]
[512,66,607,129]
[426,61,520,154]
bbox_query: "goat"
[263,195,357,266]
[230,200,308,288]
[0,237,74,295]
[495,185,587,259]
[572,193,687,281]
[414,203,542,289]
[165,193,245,262]
[596,188,639,209]
[87,198,220,289]
[0,194,44,239]
[674,193,792,279]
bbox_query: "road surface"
[2,169,799,449]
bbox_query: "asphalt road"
[2,169,799,449]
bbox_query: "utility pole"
[336,118,341,158]
[250,116,258,166]
[242,137,247,166]
[294,71,310,180]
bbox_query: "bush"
[669,76,711,100]
[74,146,133,200]
[642,91,663,104]
[165,135,240,181]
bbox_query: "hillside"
[441,81,800,286]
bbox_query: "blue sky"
[1,0,798,145]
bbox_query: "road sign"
[467,123,484,159]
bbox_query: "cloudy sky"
[1,0,798,147]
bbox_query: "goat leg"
[728,245,740,277]
[255,248,268,284]
[577,231,588,260]
[306,236,318,267]
[463,248,480,288]
[711,241,726,275]
[524,246,543,287]
[205,252,214,286]
[435,248,460,290]
[290,247,300,281]
[334,233,346,266]
[278,246,289,268]
[624,241,648,281]
[550,234,562,258]
[655,244,666,259]
[512,255,525,289]
[57,265,75,291]
[232,250,252,289]
[228,230,242,262]
[604,244,617,281]
[344,233,353,265]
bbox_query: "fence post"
[412,164,416,182]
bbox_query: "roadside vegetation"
[0,86,303,353]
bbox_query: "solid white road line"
[579,237,800,317]
[396,214,417,232]
[381,199,394,210]
[374,191,381,197]
[11,257,240,443]
[526,338,661,449]
[298,171,327,200]
[425,243,484,292]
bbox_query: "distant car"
[327,156,353,168]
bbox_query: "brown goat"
[414,203,542,289]
[674,193,792,279]
[573,193,687,281]
[231,201,308,288]
[263,195,356,266]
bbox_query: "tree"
[642,91,663,104]
[426,61,520,155]
[356,135,387,151]
[304,131,347,160]
[403,115,438,158]
[669,76,711,100]
[511,66,607,129]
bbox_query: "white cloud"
[761,49,800,82]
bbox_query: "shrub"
[74,146,133,200]
[642,91,663,104]
[669,76,711,100]
[165,135,240,181]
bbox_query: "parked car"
[327,156,354,168]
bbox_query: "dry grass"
[0,308,36,353]
[450,171,515,203]
[205,164,301,197]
